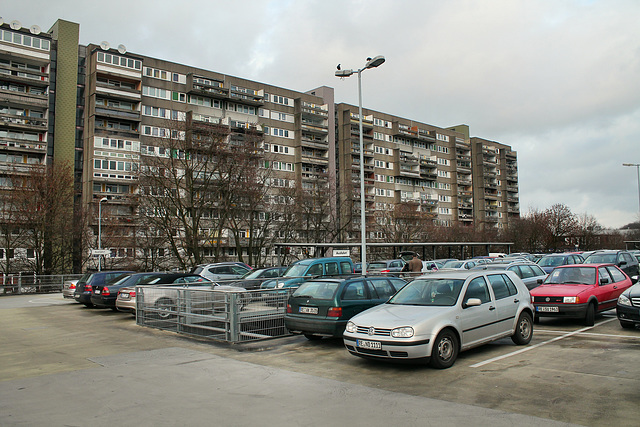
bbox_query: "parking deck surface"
[0,294,638,426]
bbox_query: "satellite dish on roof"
[30,25,41,35]
[100,41,110,51]
[117,44,127,54]
[10,20,21,30]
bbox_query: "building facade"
[0,17,519,273]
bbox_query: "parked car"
[191,262,251,282]
[616,282,640,329]
[260,257,355,290]
[73,271,134,307]
[343,270,534,368]
[285,276,408,340]
[367,259,406,274]
[472,260,547,290]
[440,259,482,271]
[354,262,368,274]
[90,272,166,311]
[228,266,288,289]
[116,273,211,315]
[62,279,80,299]
[584,250,639,282]
[537,253,585,274]
[531,264,633,326]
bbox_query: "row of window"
[96,51,142,71]
[1,29,50,51]
[94,159,137,172]
[143,67,186,84]
[0,82,46,95]
[94,137,140,152]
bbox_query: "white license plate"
[536,306,559,313]
[356,339,382,350]
[120,293,129,299]
[299,306,318,314]
[94,289,100,294]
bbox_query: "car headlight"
[391,327,414,338]
[563,297,578,303]
[618,294,632,307]
[345,321,357,333]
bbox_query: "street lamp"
[336,55,385,275]
[98,196,108,272]
[623,163,640,221]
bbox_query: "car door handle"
[489,306,496,311]
[513,299,520,303]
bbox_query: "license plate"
[120,293,129,299]
[299,306,318,314]
[536,306,559,313]
[356,339,382,350]
[94,289,100,294]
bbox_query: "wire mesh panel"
[136,286,293,343]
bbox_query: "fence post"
[228,292,239,343]
[17,273,22,294]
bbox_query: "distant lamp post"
[623,163,640,222]
[336,55,385,275]
[98,196,108,271]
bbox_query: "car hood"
[350,303,452,328]
[623,283,640,297]
[531,283,594,296]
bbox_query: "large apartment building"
[0,18,519,273]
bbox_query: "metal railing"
[0,273,85,295]
[136,286,294,343]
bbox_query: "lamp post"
[623,163,640,222]
[336,56,385,275]
[98,196,108,271]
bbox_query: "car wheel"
[83,302,94,308]
[155,298,175,319]
[429,329,458,369]
[584,302,596,326]
[304,333,322,341]
[620,320,635,329]
[511,312,533,345]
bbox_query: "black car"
[228,266,288,290]
[73,271,134,307]
[616,282,640,329]
[584,250,639,283]
[90,272,164,311]
[285,276,407,340]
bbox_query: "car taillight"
[84,284,92,292]
[129,290,136,297]
[381,269,390,273]
[327,307,342,317]
[286,304,292,313]
[70,284,76,290]
[102,287,110,296]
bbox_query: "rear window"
[369,262,387,269]
[292,281,339,300]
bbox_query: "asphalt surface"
[1,293,639,426]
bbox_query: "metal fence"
[136,286,294,343]
[0,273,85,295]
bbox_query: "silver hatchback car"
[343,270,534,368]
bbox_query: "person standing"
[408,254,422,272]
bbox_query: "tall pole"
[623,163,640,222]
[98,197,107,271]
[357,69,366,276]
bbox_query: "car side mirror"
[600,278,609,286]
[463,298,482,308]
[537,278,543,284]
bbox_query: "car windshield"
[368,262,388,269]
[388,278,465,306]
[242,269,267,279]
[544,267,596,285]
[283,263,310,277]
[293,281,339,300]
[584,253,616,264]
[443,261,463,268]
[538,256,566,267]
[114,273,160,287]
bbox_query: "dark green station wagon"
[285,276,407,340]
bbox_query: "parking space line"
[469,318,617,368]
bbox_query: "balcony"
[0,115,47,131]
[95,107,141,122]
[299,102,329,119]
[0,89,48,108]
[186,75,230,99]
[0,67,49,87]
[301,137,327,150]
[0,137,47,153]
[95,82,141,101]
[301,120,328,135]
[301,153,329,166]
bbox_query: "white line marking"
[470,317,617,368]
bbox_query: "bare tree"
[544,203,577,251]
[574,213,603,250]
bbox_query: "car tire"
[533,314,540,324]
[429,329,458,369]
[584,302,596,326]
[511,312,533,345]
[304,334,322,341]
[83,302,94,308]
[155,298,175,319]
[619,320,635,329]
[110,307,119,312]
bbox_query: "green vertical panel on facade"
[49,19,79,164]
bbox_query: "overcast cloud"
[3,0,639,228]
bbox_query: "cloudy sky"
[4,0,640,228]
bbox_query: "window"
[342,280,366,300]
[487,274,511,300]
[598,267,612,285]
[607,266,626,283]
[464,277,490,304]
[368,278,396,299]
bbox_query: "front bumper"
[533,303,588,319]
[342,333,432,361]
[616,303,640,325]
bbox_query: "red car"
[531,264,633,326]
